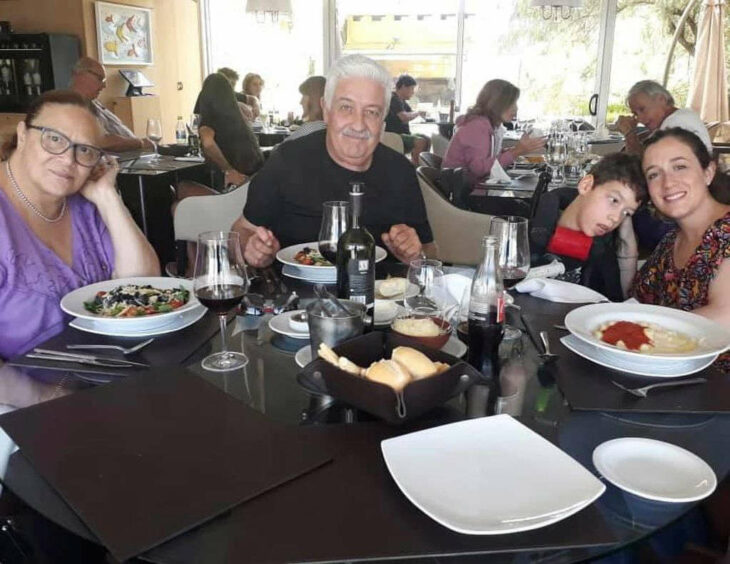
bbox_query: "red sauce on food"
[600,321,652,351]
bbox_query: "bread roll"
[378,277,408,298]
[338,356,365,377]
[434,361,450,374]
[317,343,339,366]
[365,360,411,392]
[391,346,438,380]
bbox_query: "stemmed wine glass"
[318,201,349,265]
[489,216,530,340]
[545,132,567,186]
[405,259,447,318]
[146,118,163,161]
[194,231,249,372]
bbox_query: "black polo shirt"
[385,92,411,135]
[243,130,433,250]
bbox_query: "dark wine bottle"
[466,235,504,417]
[336,181,375,330]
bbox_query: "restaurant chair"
[416,168,491,265]
[418,152,442,169]
[380,132,404,154]
[166,183,250,277]
[529,168,552,219]
[430,133,449,157]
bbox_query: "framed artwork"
[95,1,153,66]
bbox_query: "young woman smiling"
[630,128,730,371]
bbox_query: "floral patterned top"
[631,211,730,373]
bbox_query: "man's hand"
[381,224,422,264]
[615,115,638,135]
[225,169,248,187]
[244,226,280,268]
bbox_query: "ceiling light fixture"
[531,0,582,20]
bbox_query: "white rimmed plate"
[69,305,207,337]
[269,310,309,339]
[294,334,467,368]
[381,415,605,534]
[276,242,387,271]
[592,438,717,502]
[565,303,730,361]
[560,334,717,378]
[281,265,336,283]
[61,277,198,330]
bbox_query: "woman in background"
[443,79,545,184]
[193,73,264,187]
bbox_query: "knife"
[32,349,150,368]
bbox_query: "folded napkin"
[485,160,512,185]
[513,278,608,303]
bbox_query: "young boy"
[530,152,648,301]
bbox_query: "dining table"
[1,263,728,563]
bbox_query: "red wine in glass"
[502,267,528,289]
[195,284,246,315]
[318,244,338,265]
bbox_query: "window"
[205,0,324,118]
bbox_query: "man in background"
[70,56,152,152]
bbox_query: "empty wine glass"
[489,216,530,340]
[318,201,349,265]
[545,132,567,186]
[189,113,201,135]
[146,118,162,161]
[194,231,249,372]
[405,259,447,317]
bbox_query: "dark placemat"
[9,311,224,374]
[554,338,730,413]
[146,423,617,563]
[0,368,332,562]
[6,422,618,564]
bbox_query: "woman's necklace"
[5,160,67,223]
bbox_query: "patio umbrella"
[688,0,729,123]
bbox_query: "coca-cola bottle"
[466,235,504,416]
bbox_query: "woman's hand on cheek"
[80,156,120,206]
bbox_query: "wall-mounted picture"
[95,1,153,66]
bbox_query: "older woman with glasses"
[0,90,159,359]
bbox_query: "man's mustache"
[342,127,372,140]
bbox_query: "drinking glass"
[405,259,447,317]
[194,231,249,372]
[189,113,201,135]
[489,216,530,339]
[146,118,163,161]
[318,201,349,265]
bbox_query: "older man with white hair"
[616,80,712,155]
[235,54,435,267]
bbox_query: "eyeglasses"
[85,69,106,85]
[27,125,104,168]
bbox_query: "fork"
[539,331,559,362]
[66,338,154,355]
[610,377,708,398]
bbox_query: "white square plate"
[381,415,605,534]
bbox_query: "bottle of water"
[175,116,187,145]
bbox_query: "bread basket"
[296,332,481,424]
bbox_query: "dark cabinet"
[0,33,80,112]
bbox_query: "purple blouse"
[0,188,115,359]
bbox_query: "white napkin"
[485,160,512,184]
[443,273,472,304]
[513,278,608,303]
